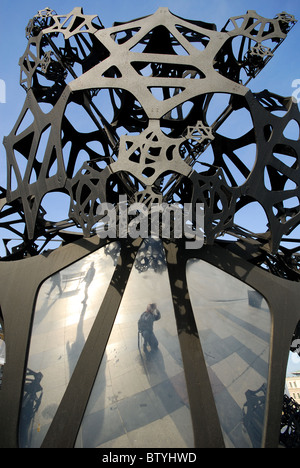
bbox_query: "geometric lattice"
[1,7,300,451]
[1,7,299,275]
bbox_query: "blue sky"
[0,0,299,372]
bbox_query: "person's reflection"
[138,303,161,353]
[82,262,96,303]
[46,272,62,297]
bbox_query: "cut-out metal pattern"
[0,7,299,278]
[280,394,300,448]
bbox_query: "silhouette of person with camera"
[138,303,161,352]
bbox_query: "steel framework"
[0,7,299,448]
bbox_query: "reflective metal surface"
[75,240,193,448]
[0,5,299,449]
[0,327,4,366]
[0,325,5,390]
[187,259,271,447]
[19,243,120,448]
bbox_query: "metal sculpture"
[0,7,299,449]
[280,394,300,448]
[1,7,299,264]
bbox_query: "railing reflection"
[242,383,267,448]
[19,369,43,447]
[280,394,300,448]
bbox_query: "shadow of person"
[67,301,87,377]
[142,346,166,377]
[82,262,96,304]
[46,273,62,298]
